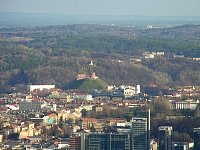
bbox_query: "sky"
[0,0,200,16]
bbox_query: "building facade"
[132,109,150,150]
[158,126,173,150]
[88,133,130,150]
[132,117,149,150]
[19,101,44,112]
[28,85,55,92]
[170,100,199,110]
[193,127,200,150]
[69,136,81,150]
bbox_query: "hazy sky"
[0,0,200,16]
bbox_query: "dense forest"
[0,24,200,92]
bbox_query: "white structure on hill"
[89,60,94,66]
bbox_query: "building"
[136,84,141,95]
[89,60,94,66]
[88,133,130,150]
[143,51,164,59]
[170,100,199,110]
[132,109,150,150]
[77,72,98,80]
[0,134,3,143]
[80,133,88,150]
[132,117,149,150]
[19,99,56,112]
[19,122,36,139]
[158,126,173,150]
[193,127,200,150]
[123,88,135,98]
[92,105,103,112]
[43,113,58,124]
[27,85,55,92]
[19,101,44,112]
[106,85,116,91]
[69,136,81,150]
[119,85,141,98]
[79,118,97,130]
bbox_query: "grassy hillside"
[63,78,107,90]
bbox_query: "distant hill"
[63,78,107,91]
[0,24,200,92]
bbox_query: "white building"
[143,51,165,59]
[105,84,141,98]
[27,85,55,92]
[106,85,116,91]
[122,88,135,98]
[136,84,141,94]
[170,100,199,110]
[73,94,94,101]
[119,85,141,98]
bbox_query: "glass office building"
[88,133,130,150]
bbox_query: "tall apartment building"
[158,126,173,150]
[194,127,200,150]
[132,109,150,150]
[132,117,149,150]
[69,136,81,150]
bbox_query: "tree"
[81,109,87,118]
[152,98,171,118]
[62,125,73,138]
[59,116,63,128]
[173,131,193,142]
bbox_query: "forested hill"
[0,24,200,92]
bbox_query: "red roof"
[81,118,97,122]
[0,107,7,111]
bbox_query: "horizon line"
[1,11,200,18]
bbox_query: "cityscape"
[0,73,200,149]
[1,0,200,150]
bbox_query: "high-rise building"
[69,133,89,150]
[131,109,150,150]
[158,126,173,150]
[69,136,81,150]
[132,117,149,150]
[88,133,130,150]
[193,127,200,150]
